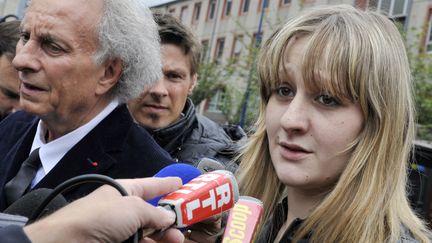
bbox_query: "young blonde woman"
[237,5,431,243]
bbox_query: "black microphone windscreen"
[4,188,68,218]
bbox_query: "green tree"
[405,27,432,141]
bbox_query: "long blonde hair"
[237,5,430,242]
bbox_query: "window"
[251,31,263,49]
[223,0,233,17]
[207,90,226,112]
[427,15,432,53]
[367,0,409,26]
[180,6,188,23]
[239,0,250,14]
[279,0,291,7]
[231,35,244,61]
[207,0,217,21]
[258,0,270,12]
[192,2,202,24]
[201,40,209,62]
[368,0,408,18]
[214,37,225,61]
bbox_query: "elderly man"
[0,20,20,121]
[128,14,245,173]
[0,0,174,210]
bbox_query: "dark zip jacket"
[146,98,245,173]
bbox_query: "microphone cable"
[27,174,141,243]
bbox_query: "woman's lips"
[279,143,311,161]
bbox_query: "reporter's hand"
[24,177,185,243]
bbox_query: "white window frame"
[180,6,188,23]
[208,0,217,20]
[242,0,250,13]
[426,15,432,53]
[215,37,225,61]
[224,0,233,16]
[193,2,201,21]
[208,90,225,113]
[281,0,291,5]
[372,0,409,18]
[232,35,243,60]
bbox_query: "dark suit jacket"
[0,226,31,243]
[0,105,174,210]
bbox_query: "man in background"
[0,20,20,121]
[0,0,174,210]
[128,13,246,173]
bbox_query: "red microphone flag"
[158,170,239,228]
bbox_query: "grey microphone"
[196,157,226,173]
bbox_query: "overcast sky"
[144,0,176,7]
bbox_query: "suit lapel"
[33,105,130,189]
[0,116,38,209]
[4,122,38,183]
[33,138,116,189]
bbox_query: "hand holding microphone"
[142,169,240,242]
[158,170,239,228]
[23,177,185,243]
[5,163,240,243]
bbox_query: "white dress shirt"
[29,100,119,187]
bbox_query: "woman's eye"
[316,95,339,106]
[276,86,294,97]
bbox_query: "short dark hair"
[153,13,201,75]
[0,20,20,59]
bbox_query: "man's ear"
[95,58,123,95]
[188,73,198,95]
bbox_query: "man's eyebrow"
[40,33,57,43]
[165,67,187,75]
[19,26,60,43]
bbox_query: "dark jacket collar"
[6,105,131,190]
[147,98,196,154]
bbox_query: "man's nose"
[149,79,168,97]
[12,40,41,73]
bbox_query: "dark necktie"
[4,148,41,205]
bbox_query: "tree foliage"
[405,27,432,141]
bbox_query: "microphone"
[222,196,264,243]
[2,188,68,227]
[158,170,239,228]
[147,163,202,206]
[196,157,226,173]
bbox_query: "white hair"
[95,0,162,102]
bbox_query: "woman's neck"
[274,187,329,242]
[286,186,327,221]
